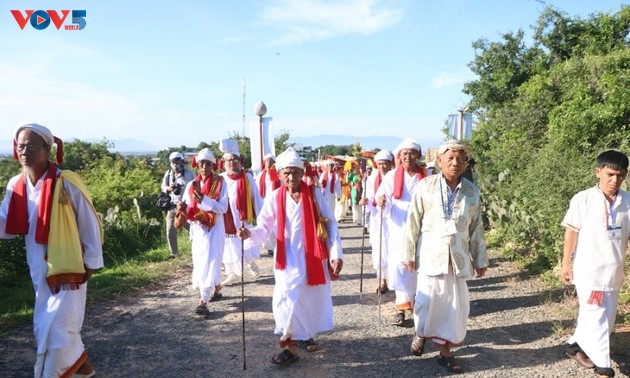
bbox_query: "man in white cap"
[177,148,229,316]
[237,147,343,365]
[255,153,281,256]
[319,160,341,217]
[161,151,196,259]
[402,139,487,374]
[0,123,103,377]
[218,139,264,286]
[360,149,393,293]
[375,138,427,326]
[426,161,437,176]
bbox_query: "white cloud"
[430,69,476,89]
[258,0,403,45]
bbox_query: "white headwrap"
[14,123,54,146]
[219,139,240,157]
[276,147,304,171]
[374,149,393,162]
[263,153,275,161]
[437,139,468,156]
[394,137,421,155]
[196,148,216,164]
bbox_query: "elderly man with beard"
[237,147,343,365]
[177,148,228,316]
[402,140,487,374]
[375,138,428,326]
[360,149,394,293]
[219,139,264,286]
[0,123,103,378]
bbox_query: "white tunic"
[249,187,343,341]
[221,172,264,264]
[319,171,341,215]
[181,179,229,294]
[374,168,421,297]
[0,169,103,375]
[364,171,389,273]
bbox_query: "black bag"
[156,192,172,211]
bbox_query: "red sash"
[258,168,280,197]
[186,174,223,229]
[392,165,426,199]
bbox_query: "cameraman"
[161,151,196,259]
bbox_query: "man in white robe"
[238,147,343,365]
[319,161,341,217]
[255,153,281,256]
[375,138,427,325]
[560,149,629,378]
[360,150,393,293]
[219,139,264,286]
[0,123,103,378]
[178,148,228,316]
[402,140,488,374]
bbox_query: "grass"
[0,234,192,335]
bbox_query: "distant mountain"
[287,134,404,151]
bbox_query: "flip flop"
[209,292,223,302]
[271,349,299,365]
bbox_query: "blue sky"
[0,0,625,152]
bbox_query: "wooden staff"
[377,206,384,323]
[240,225,247,370]
[359,200,367,300]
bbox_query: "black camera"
[172,184,183,196]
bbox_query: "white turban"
[263,153,275,161]
[374,149,393,162]
[219,139,240,157]
[196,148,216,164]
[14,123,54,146]
[438,139,468,156]
[276,147,304,171]
[394,137,421,155]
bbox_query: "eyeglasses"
[224,158,240,163]
[15,143,44,153]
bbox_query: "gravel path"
[1,217,629,377]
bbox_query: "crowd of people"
[0,122,627,377]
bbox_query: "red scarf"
[321,171,335,193]
[227,170,256,222]
[372,172,383,206]
[186,173,223,229]
[276,181,328,286]
[258,168,280,198]
[6,162,58,244]
[392,165,426,199]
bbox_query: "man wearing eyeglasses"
[218,139,264,286]
[0,123,103,377]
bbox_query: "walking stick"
[359,201,367,300]
[240,225,247,370]
[377,206,384,324]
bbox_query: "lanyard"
[440,177,460,220]
[604,196,618,228]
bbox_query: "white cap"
[169,151,184,161]
[276,147,304,171]
[219,139,240,157]
[196,148,216,164]
[426,161,436,169]
[263,153,275,161]
[374,149,393,162]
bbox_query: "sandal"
[392,311,405,326]
[437,353,463,374]
[271,349,299,365]
[209,292,223,302]
[298,338,319,352]
[195,304,209,316]
[410,335,425,356]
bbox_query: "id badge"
[607,226,622,240]
[443,219,457,237]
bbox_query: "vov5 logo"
[11,10,87,30]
